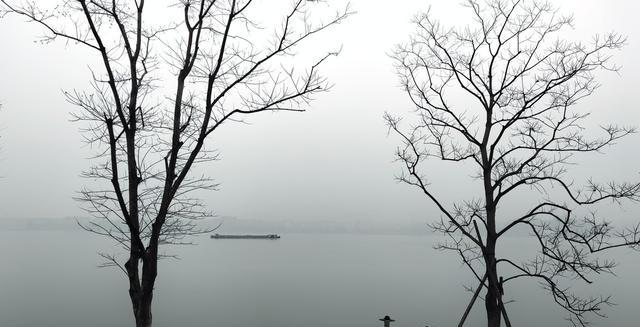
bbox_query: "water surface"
[1,229,638,327]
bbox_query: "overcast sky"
[0,0,639,227]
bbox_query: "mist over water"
[1,223,638,327]
[0,0,639,326]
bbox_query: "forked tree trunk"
[129,266,157,327]
[126,245,158,327]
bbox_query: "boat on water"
[210,233,281,239]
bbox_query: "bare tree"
[385,1,640,326]
[1,0,350,326]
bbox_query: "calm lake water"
[1,229,639,327]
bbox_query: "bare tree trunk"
[136,244,158,327]
[135,287,153,327]
[484,248,501,327]
[124,242,156,327]
[483,113,501,327]
[125,256,157,327]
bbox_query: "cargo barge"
[210,233,281,239]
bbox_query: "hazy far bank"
[0,216,435,236]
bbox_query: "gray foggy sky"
[0,0,639,227]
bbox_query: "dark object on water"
[379,315,395,327]
[210,233,281,239]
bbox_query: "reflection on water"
[1,229,639,327]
